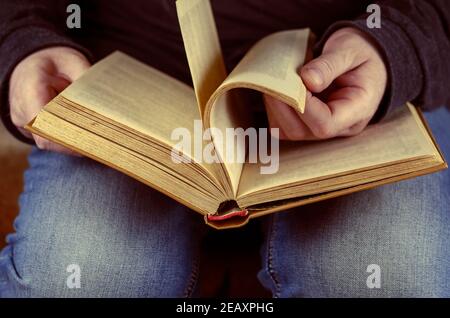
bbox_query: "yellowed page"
[203,29,311,194]
[176,0,227,117]
[207,90,253,196]
[202,30,310,196]
[30,111,222,215]
[58,51,232,198]
[237,104,440,197]
[217,29,310,114]
[61,51,200,148]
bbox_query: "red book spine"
[206,209,248,221]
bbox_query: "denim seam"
[267,215,281,298]
[0,246,30,288]
[182,254,200,298]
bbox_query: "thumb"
[53,51,91,82]
[300,50,358,93]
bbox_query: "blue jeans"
[1,108,449,297]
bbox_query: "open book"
[27,0,446,229]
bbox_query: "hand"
[9,46,90,155]
[264,27,387,140]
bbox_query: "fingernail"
[304,68,323,86]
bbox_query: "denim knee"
[259,170,450,297]
[0,149,206,297]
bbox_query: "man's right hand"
[9,46,90,155]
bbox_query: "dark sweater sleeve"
[316,0,450,121]
[0,0,92,143]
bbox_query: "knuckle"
[316,58,334,78]
[313,122,335,139]
[328,29,360,49]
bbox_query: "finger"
[33,134,82,157]
[27,82,81,156]
[299,89,372,139]
[326,86,374,127]
[264,95,288,139]
[14,78,62,130]
[297,92,334,139]
[300,50,362,93]
[264,94,314,140]
[23,81,58,118]
[269,102,315,140]
[9,73,56,129]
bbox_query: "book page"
[218,29,310,114]
[60,52,200,148]
[207,89,253,196]
[29,110,224,215]
[176,0,227,118]
[59,51,230,196]
[237,104,439,197]
[202,29,310,196]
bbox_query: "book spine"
[206,209,248,221]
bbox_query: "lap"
[0,149,206,297]
[2,109,449,298]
